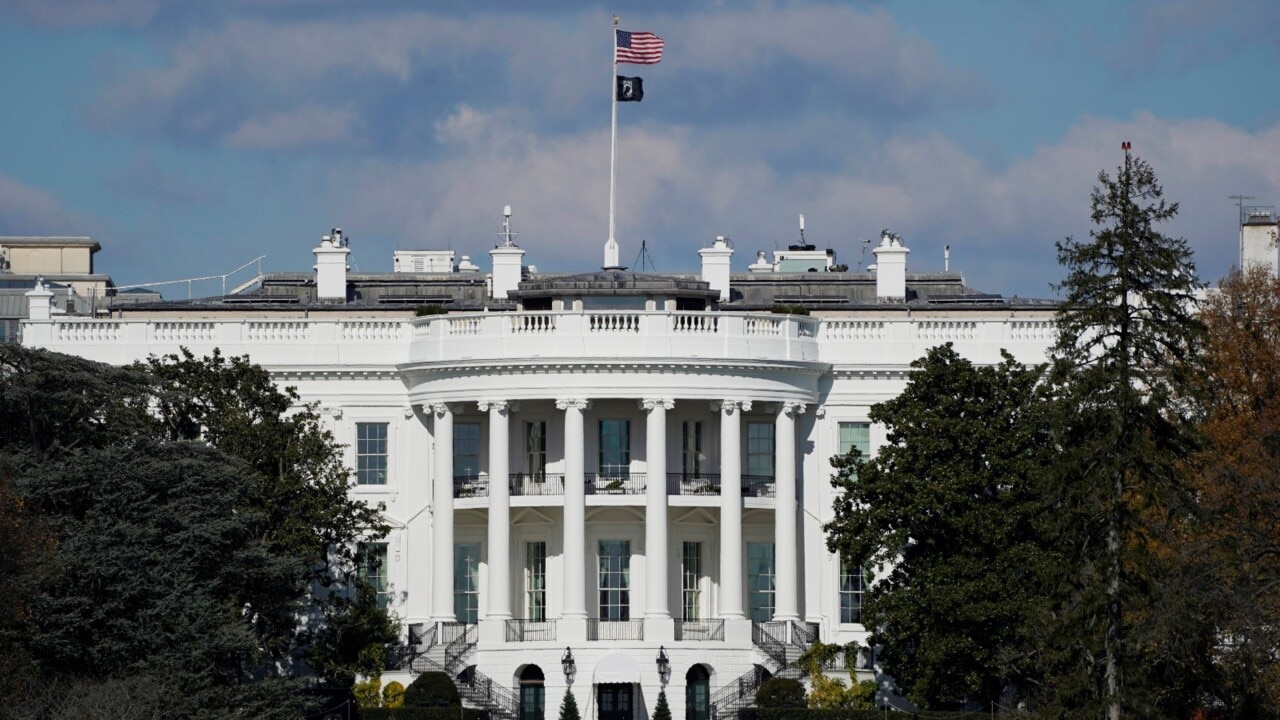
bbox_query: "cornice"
[830,366,913,381]
[397,357,830,379]
[270,366,402,381]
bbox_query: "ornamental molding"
[477,400,511,414]
[399,358,829,380]
[639,399,675,412]
[555,398,591,411]
[710,400,753,414]
[782,402,807,417]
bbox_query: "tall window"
[525,421,547,479]
[746,422,775,478]
[454,422,481,478]
[598,540,631,620]
[599,420,631,478]
[838,422,871,458]
[682,541,702,620]
[686,665,710,720]
[519,666,545,720]
[747,542,775,622]
[682,421,704,478]
[357,542,388,609]
[526,541,547,621]
[454,543,480,623]
[840,560,868,624]
[356,422,388,485]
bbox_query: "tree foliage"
[652,690,672,720]
[558,688,581,720]
[0,344,393,716]
[1044,151,1204,719]
[825,344,1053,708]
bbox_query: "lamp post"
[656,646,670,686]
[562,647,576,685]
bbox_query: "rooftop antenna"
[798,213,806,245]
[945,244,951,272]
[1231,194,1259,224]
[632,239,655,272]
[856,238,872,271]
[498,205,519,248]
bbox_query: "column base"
[723,617,753,643]
[479,617,509,643]
[559,615,589,643]
[644,615,674,643]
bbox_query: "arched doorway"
[685,665,710,720]
[519,665,545,720]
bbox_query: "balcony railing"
[454,474,487,498]
[510,473,565,496]
[585,473,645,495]
[675,619,725,641]
[667,473,721,496]
[743,474,776,497]
[587,618,644,641]
[505,619,557,642]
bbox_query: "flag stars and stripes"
[616,29,664,65]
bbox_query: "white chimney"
[699,235,734,300]
[872,230,909,302]
[1241,210,1278,276]
[313,228,350,301]
[26,277,53,320]
[491,205,526,299]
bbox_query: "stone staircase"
[710,621,818,720]
[396,623,520,720]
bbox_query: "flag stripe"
[616,29,664,65]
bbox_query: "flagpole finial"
[613,15,619,26]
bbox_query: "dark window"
[686,665,710,720]
[519,665,545,720]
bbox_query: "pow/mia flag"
[616,76,644,102]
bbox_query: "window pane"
[454,543,480,623]
[682,541,702,621]
[747,543,775,622]
[746,422,775,478]
[840,560,868,624]
[598,540,631,620]
[599,420,631,477]
[525,422,547,478]
[682,422,703,476]
[356,422,388,485]
[357,542,389,609]
[838,422,871,457]
[526,541,547,621]
[454,422,481,478]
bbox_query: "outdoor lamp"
[656,646,670,679]
[562,647,576,679]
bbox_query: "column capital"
[556,398,591,411]
[781,402,807,417]
[639,398,675,412]
[712,400,752,415]
[477,399,510,414]
[427,402,450,417]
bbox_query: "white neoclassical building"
[21,223,1062,720]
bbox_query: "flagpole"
[608,15,619,259]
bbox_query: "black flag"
[616,76,644,102]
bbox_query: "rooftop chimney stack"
[699,235,733,300]
[872,230,909,302]
[491,205,525,299]
[25,277,53,320]
[313,228,350,301]
[1241,208,1279,277]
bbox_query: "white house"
[22,222,1061,720]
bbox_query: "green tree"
[824,343,1053,708]
[653,690,672,720]
[143,348,391,668]
[1045,149,1204,719]
[559,688,581,720]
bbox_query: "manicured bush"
[559,689,581,720]
[403,671,461,708]
[383,680,406,709]
[755,678,805,709]
[354,676,383,709]
[652,690,671,720]
[415,304,449,316]
[769,304,811,316]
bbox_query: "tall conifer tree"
[1046,147,1204,719]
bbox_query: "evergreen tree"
[559,688,581,720]
[1045,148,1204,719]
[825,343,1053,708]
[653,689,672,720]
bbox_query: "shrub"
[755,678,805,709]
[364,709,485,720]
[769,304,811,316]
[403,671,460,708]
[383,680,406,709]
[354,676,383,709]
[652,690,671,720]
[559,688,581,720]
[415,304,449,316]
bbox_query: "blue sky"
[1,0,1277,298]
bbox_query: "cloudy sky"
[1,0,1277,299]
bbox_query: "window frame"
[839,560,868,625]
[746,421,775,478]
[454,422,482,479]
[356,541,389,609]
[598,419,631,479]
[526,541,547,621]
[355,422,389,485]
[598,539,631,621]
[454,543,481,623]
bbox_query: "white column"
[482,400,512,621]
[429,403,456,623]
[558,398,590,639]
[717,400,750,619]
[773,402,804,622]
[643,399,674,638]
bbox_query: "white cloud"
[0,172,93,235]
[226,103,363,150]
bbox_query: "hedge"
[363,708,486,720]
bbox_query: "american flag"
[615,29,664,65]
